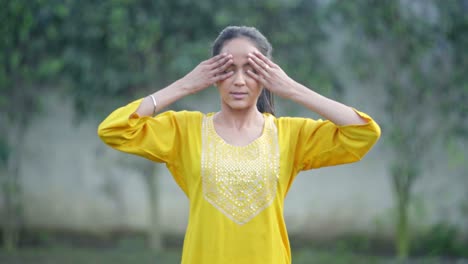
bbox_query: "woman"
[98,26,381,264]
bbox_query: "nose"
[233,71,246,86]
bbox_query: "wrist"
[167,80,193,97]
[173,80,196,96]
[149,94,158,115]
[284,81,307,100]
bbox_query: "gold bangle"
[149,94,157,114]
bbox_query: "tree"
[327,0,467,259]
[1,0,51,251]
[0,0,165,250]
[2,0,337,250]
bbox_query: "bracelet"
[149,94,158,115]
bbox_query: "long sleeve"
[279,109,381,171]
[98,99,190,164]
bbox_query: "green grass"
[0,247,180,264]
[0,247,462,264]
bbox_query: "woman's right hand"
[178,53,234,94]
[135,54,233,117]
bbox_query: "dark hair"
[212,26,275,115]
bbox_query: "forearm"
[136,53,234,117]
[135,81,191,117]
[288,83,367,126]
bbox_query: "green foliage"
[1,0,467,257]
[413,223,468,258]
[1,0,464,128]
[325,0,468,259]
[0,0,342,252]
[0,138,8,167]
[1,0,337,118]
[0,246,410,264]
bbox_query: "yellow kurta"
[98,98,381,264]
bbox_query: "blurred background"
[1,0,467,263]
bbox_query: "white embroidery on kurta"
[201,114,280,225]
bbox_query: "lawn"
[1,247,463,264]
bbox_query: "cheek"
[216,80,231,96]
[216,78,229,88]
[246,77,261,90]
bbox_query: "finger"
[248,60,269,85]
[252,51,276,68]
[203,54,223,67]
[246,69,263,82]
[213,70,234,82]
[207,55,231,70]
[249,54,271,73]
[208,53,227,63]
[211,58,233,75]
[248,56,270,77]
[207,53,231,69]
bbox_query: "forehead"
[220,38,259,63]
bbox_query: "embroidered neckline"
[201,114,280,225]
[209,113,267,148]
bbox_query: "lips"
[230,92,248,99]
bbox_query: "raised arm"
[135,53,234,116]
[97,53,234,162]
[247,51,380,170]
[246,51,368,126]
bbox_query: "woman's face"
[216,38,262,113]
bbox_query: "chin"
[226,101,256,111]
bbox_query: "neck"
[215,105,264,130]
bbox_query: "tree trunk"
[392,162,416,260]
[2,168,20,251]
[144,163,162,251]
[2,124,24,252]
[396,196,409,259]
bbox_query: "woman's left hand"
[247,51,298,98]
